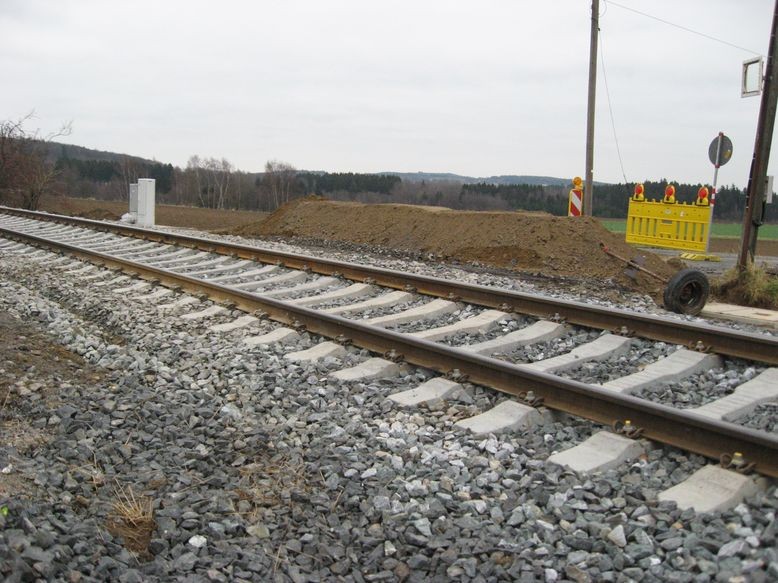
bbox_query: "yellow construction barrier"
[626,198,713,253]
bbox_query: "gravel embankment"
[0,243,777,581]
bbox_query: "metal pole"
[738,0,778,269]
[584,0,599,217]
[705,132,723,254]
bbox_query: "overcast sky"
[1,0,774,187]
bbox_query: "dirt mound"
[232,198,678,292]
[75,208,122,221]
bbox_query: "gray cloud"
[0,0,773,187]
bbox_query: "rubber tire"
[663,269,710,316]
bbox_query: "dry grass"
[232,453,316,576]
[71,453,107,491]
[106,482,156,559]
[713,264,778,309]
[234,453,309,521]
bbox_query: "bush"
[712,264,778,309]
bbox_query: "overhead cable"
[605,0,764,57]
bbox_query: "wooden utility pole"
[584,0,599,217]
[738,0,778,269]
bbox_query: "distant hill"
[40,141,158,166]
[379,172,573,186]
[40,142,589,188]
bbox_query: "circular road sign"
[708,134,733,167]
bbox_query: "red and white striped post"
[568,176,584,217]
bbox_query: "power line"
[605,0,764,57]
[598,30,629,186]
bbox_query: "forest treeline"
[1,122,774,222]
[48,153,778,222]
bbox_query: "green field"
[600,220,778,240]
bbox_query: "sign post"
[584,0,599,217]
[704,132,733,255]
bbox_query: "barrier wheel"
[663,269,709,316]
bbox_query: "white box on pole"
[136,179,156,227]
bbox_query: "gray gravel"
[558,341,680,385]
[634,361,766,409]
[738,403,778,434]
[1,229,778,581]
[442,316,533,348]
[347,297,430,321]
[390,305,485,334]
[497,328,603,364]
[272,279,345,300]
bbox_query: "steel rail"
[2,223,778,478]
[1,206,777,365]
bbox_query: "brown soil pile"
[232,197,678,291]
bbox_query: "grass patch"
[712,264,778,309]
[107,483,156,560]
[600,220,778,240]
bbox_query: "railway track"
[1,207,776,485]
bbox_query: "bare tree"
[17,151,60,210]
[118,156,140,200]
[234,165,242,209]
[0,112,71,209]
[0,117,29,203]
[184,155,234,209]
[186,155,206,207]
[262,160,297,209]
[204,157,233,209]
